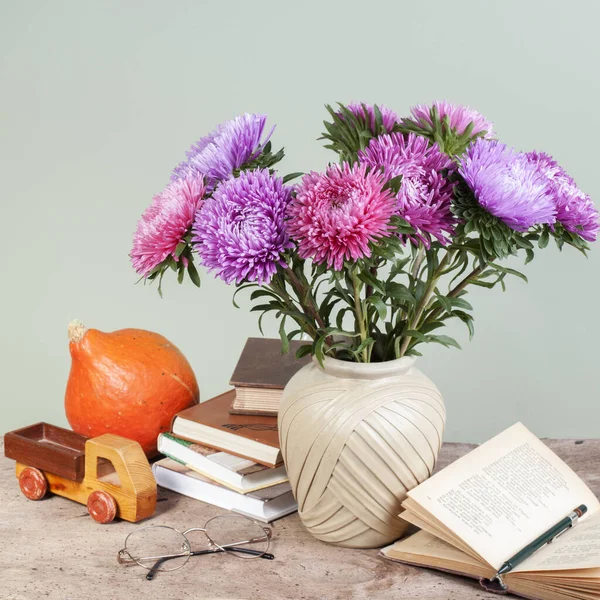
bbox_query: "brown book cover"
[172,390,281,467]
[229,338,311,389]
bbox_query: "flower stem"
[351,269,368,362]
[420,264,485,328]
[284,267,325,331]
[399,250,452,357]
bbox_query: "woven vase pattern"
[278,356,445,548]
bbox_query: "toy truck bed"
[4,423,87,481]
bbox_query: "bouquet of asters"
[131,102,598,363]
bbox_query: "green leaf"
[490,263,528,283]
[353,337,375,360]
[232,283,258,308]
[525,249,535,265]
[433,292,453,314]
[366,295,387,321]
[187,261,201,287]
[250,289,279,302]
[358,270,385,294]
[278,318,289,354]
[177,262,185,284]
[282,172,304,184]
[386,282,416,305]
[295,344,312,359]
[174,242,187,258]
[539,228,550,249]
[454,310,475,340]
[314,335,326,367]
[428,334,461,349]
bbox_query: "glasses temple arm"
[146,547,275,580]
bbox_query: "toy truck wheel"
[87,491,117,524]
[19,467,48,500]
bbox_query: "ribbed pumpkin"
[65,321,199,456]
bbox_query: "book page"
[512,513,600,573]
[383,530,491,577]
[408,423,599,569]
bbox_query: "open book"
[381,423,600,600]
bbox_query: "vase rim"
[311,354,416,380]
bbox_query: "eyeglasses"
[117,515,274,580]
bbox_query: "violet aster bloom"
[526,151,599,242]
[410,101,494,138]
[192,169,293,285]
[172,114,274,189]
[459,139,556,231]
[286,163,396,270]
[359,133,457,246]
[346,102,398,134]
[131,174,206,277]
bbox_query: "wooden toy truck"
[4,422,156,523]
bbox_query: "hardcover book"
[171,390,281,468]
[153,458,297,523]
[229,338,311,416]
[157,433,288,494]
[381,423,600,600]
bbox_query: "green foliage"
[320,103,392,163]
[396,104,490,158]
[142,233,200,297]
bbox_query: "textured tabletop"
[1,437,598,600]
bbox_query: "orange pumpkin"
[65,321,199,456]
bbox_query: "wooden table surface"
[1,437,599,600]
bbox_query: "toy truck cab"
[5,423,156,523]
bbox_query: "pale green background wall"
[1,0,598,443]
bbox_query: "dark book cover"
[229,338,311,389]
[173,390,280,450]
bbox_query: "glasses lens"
[205,515,271,559]
[125,526,191,572]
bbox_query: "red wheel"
[19,467,48,500]
[87,490,117,524]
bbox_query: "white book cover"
[153,458,298,523]
[157,433,289,494]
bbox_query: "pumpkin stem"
[68,320,88,343]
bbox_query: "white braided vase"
[278,355,445,548]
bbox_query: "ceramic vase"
[278,355,445,548]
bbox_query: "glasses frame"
[117,515,274,580]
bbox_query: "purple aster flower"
[286,163,396,270]
[359,133,457,246]
[526,151,599,242]
[172,114,274,190]
[346,102,399,134]
[458,139,556,231]
[131,174,206,277]
[192,169,293,285]
[409,101,494,138]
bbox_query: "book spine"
[159,432,194,449]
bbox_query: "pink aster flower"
[409,101,494,138]
[346,102,399,134]
[359,133,457,247]
[286,163,396,270]
[130,174,206,277]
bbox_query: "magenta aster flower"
[286,163,396,270]
[526,151,599,242]
[172,114,274,189]
[359,133,456,246]
[346,102,398,133]
[459,139,556,231]
[192,169,293,285]
[410,101,494,138]
[131,174,206,277]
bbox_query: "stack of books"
[153,339,309,523]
